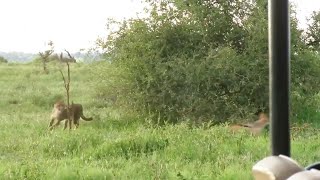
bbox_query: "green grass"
[0,63,319,179]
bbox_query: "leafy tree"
[39,41,54,73]
[305,11,320,52]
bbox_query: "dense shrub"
[97,0,320,123]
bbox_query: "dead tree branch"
[64,49,77,63]
[59,52,73,130]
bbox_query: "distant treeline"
[0,51,36,62]
[0,51,100,62]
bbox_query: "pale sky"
[0,0,319,53]
[291,0,320,29]
[0,0,144,53]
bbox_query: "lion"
[49,101,93,130]
[230,112,269,135]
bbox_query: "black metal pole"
[268,0,290,156]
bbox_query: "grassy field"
[0,62,319,179]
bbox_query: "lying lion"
[230,113,269,135]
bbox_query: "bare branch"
[64,49,74,59]
[67,61,70,85]
[59,55,72,130]
[59,69,68,89]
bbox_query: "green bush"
[96,0,320,123]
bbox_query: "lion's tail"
[81,115,93,121]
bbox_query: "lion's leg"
[48,118,55,128]
[74,119,79,129]
[49,120,61,130]
[64,120,69,130]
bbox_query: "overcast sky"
[0,0,319,53]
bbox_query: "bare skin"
[49,101,93,130]
[230,112,269,135]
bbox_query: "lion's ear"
[54,100,65,107]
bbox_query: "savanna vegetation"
[1,0,320,179]
[1,62,320,179]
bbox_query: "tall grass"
[0,63,319,179]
